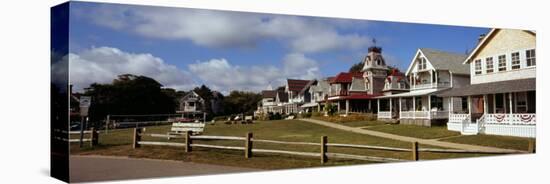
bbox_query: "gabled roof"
[180,91,204,102]
[287,79,310,92]
[463,28,536,64]
[261,90,277,98]
[405,48,469,76]
[298,80,317,95]
[330,72,364,84]
[276,91,288,102]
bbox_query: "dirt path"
[300,119,524,153]
[70,155,260,183]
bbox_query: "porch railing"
[412,82,451,90]
[484,113,536,125]
[399,111,447,119]
[378,111,392,119]
[449,113,470,123]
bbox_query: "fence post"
[321,136,327,164]
[528,139,536,153]
[90,127,98,147]
[411,141,418,161]
[185,130,192,152]
[245,132,253,158]
[105,115,110,134]
[133,128,141,149]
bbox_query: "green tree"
[84,74,176,122]
[349,61,363,73]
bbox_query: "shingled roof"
[330,72,364,84]
[437,78,535,97]
[287,79,311,93]
[261,90,277,98]
[419,48,469,75]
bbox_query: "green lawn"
[72,120,498,170]
[365,124,461,139]
[310,116,387,127]
[440,134,535,151]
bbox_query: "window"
[430,96,444,110]
[526,49,536,66]
[511,52,520,69]
[188,102,195,107]
[474,59,482,75]
[485,57,494,73]
[498,55,506,71]
[515,92,527,113]
[417,57,427,70]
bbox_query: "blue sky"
[67,1,489,93]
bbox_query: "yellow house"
[440,28,536,138]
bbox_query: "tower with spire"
[361,44,390,94]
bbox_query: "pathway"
[70,155,260,183]
[300,118,524,153]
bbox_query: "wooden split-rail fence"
[52,128,99,147]
[132,128,534,163]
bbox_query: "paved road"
[70,155,260,183]
[300,118,525,153]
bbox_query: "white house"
[376,48,470,126]
[439,29,536,138]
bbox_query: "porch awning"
[437,78,536,97]
[375,88,443,98]
[300,102,318,108]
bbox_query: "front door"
[391,99,400,119]
[471,95,484,122]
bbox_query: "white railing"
[378,111,392,119]
[412,82,451,90]
[484,113,536,125]
[449,113,470,123]
[430,111,449,119]
[414,111,429,118]
[399,111,446,119]
[400,111,414,119]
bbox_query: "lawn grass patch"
[440,134,535,151]
[71,120,504,169]
[365,124,461,139]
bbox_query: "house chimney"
[478,34,486,43]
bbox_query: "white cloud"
[189,53,320,94]
[68,46,195,91]
[66,46,320,94]
[76,4,370,53]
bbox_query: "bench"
[166,122,206,139]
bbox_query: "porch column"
[508,93,514,114]
[449,97,454,114]
[483,94,488,114]
[428,95,431,119]
[430,70,434,87]
[399,97,403,119]
[345,100,349,116]
[435,71,438,87]
[337,101,341,113]
[493,93,497,113]
[317,103,321,112]
[389,98,393,116]
[468,96,472,115]
[377,99,380,114]
[412,97,416,119]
